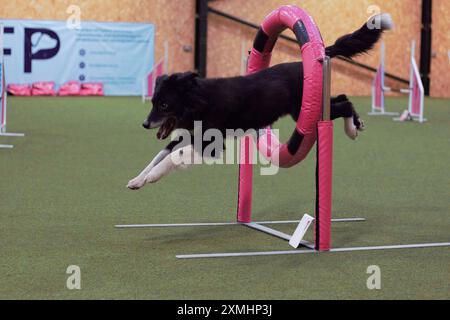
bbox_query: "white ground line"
[0,132,25,137]
[0,144,13,149]
[176,242,450,259]
[115,218,365,229]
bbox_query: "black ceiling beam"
[420,0,432,96]
[208,7,409,85]
[195,0,209,77]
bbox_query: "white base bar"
[245,222,292,241]
[176,242,450,259]
[0,144,13,149]
[392,117,428,123]
[244,222,315,249]
[0,132,25,137]
[368,111,400,116]
[393,117,427,123]
[115,218,365,229]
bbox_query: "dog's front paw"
[144,173,161,185]
[127,177,145,190]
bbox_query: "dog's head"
[143,72,202,140]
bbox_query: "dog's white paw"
[144,173,161,184]
[344,117,358,140]
[127,177,145,190]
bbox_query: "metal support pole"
[322,57,331,121]
[195,0,208,77]
[420,0,432,96]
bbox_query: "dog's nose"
[142,120,150,129]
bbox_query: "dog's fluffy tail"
[325,13,393,59]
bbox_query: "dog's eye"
[160,103,169,111]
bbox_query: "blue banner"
[1,19,154,96]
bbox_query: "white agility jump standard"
[0,24,25,149]
[393,41,426,123]
[369,42,399,116]
[240,40,249,76]
[142,41,169,103]
[370,41,426,123]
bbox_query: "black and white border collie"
[127,14,393,190]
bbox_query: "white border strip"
[115,218,365,229]
[176,242,450,259]
[0,132,25,137]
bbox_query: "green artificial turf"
[0,96,449,300]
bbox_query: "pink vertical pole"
[316,121,333,251]
[154,59,165,78]
[315,56,332,251]
[147,59,165,98]
[236,136,253,223]
[374,64,383,110]
[411,74,420,116]
[146,72,154,98]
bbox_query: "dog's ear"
[169,72,199,91]
[155,75,169,87]
[173,72,199,82]
[154,75,169,97]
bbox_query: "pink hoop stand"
[237,5,330,251]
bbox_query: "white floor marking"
[115,217,365,229]
[176,242,450,259]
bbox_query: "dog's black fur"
[144,14,392,151]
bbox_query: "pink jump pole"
[237,136,254,223]
[316,57,333,251]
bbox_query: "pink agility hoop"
[248,5,325,168]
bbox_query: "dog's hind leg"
[331,94,349,104]
[330,98,365,140]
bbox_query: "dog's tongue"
[157,118,176,140]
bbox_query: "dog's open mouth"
[156,117,177,140]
